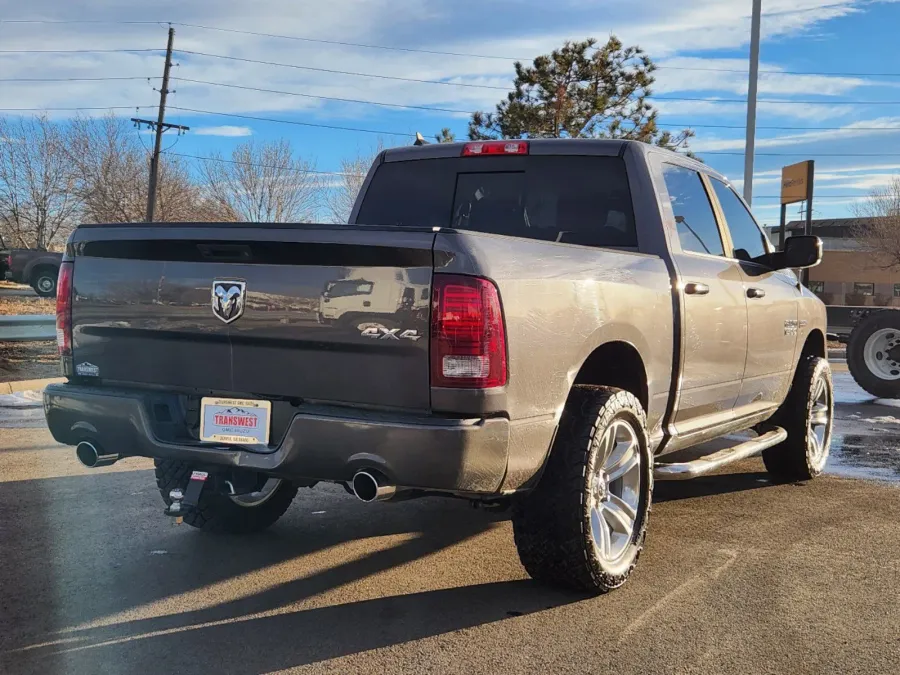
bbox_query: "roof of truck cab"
[381,138,730,183]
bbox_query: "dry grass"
[0,341,59,383]
[0,296,55,315]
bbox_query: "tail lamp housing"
[56,261,74,356]
[430,274,507,389]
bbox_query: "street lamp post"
[743,0,762,205]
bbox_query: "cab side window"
[710,179,768,262]
[661,164,724,257]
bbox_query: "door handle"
[747,287,766,299]
[363,301,372,307]
[684,282,710,296]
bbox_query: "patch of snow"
[0,390,43,408]
[0,390,45,428]
[874,398,900,408]
[149,550,168,556]
[859,416,900,424]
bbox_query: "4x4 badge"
[360,326,422,341]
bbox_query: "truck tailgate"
[69,224,435,410]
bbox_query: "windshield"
[356,155,637,248]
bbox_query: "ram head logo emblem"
[211,280,246,324]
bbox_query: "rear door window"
[357,155,636,248]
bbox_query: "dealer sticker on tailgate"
[200,398,271,445]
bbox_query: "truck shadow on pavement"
[2,472,584,674]
[3,464,781,674]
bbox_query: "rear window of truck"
[356,155,637,248]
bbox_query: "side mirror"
[774,235,822,270]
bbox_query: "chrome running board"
[654,427,788,481]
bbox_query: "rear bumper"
[43,383,510,494]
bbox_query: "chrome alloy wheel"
[230,478,283,507]
[808,374,833,472]
[588,419,642,565]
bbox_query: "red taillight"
[462,141,528,157]
[430,274,507,389]
[56,262,73,356]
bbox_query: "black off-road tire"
[847,310,900,399]
[154,460,298,534]
[512,386,653,594]
[762,356,833,482]
[32,268,58,297]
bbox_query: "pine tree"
[468,37,693,153]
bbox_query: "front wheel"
[762,356,833,481]
[512,387,652,594]
[154,460,298,534]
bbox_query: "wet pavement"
[2,367,899,674]
[828,370,900,481]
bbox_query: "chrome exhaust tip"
[351,471,397,503]
[75,441,119,468]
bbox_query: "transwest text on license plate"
[200,398,271,445]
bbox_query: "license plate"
[200,397,271,445]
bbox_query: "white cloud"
[194,125,253,137]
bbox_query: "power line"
[172,22,518,61]
[127,21,900,77]
[0,76,159,82]
[167,106,414,137]
[0,19,163,25]
[0,105,154,111]
[756,195,866,199]
[656,65,900,78]
[173,77,472,114]
[172,78,900,132]
[163,151,361,176]
[0,48,162,54]
[701,151,900,157]
[174,51,900,103]
[658,122,900,131]
[176,50,511,90]
[5,19,900,79]
[652,95,900,105]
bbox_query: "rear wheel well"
[573,341,648,412]
[801,329,826,361]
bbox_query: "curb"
[0,377,64,395]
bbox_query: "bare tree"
[0,115,80,250]
[851,176,900,268]
[199,140,319,222]
[324,142,383,224]
[67,114,205,223]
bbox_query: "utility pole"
[743,0,762,205]
[131,26,189,222]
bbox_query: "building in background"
[764,217,897,306]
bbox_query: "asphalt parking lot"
[1,369,898,674]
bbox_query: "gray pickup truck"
[44,139,829,594]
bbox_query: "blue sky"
[2,0,900,226]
